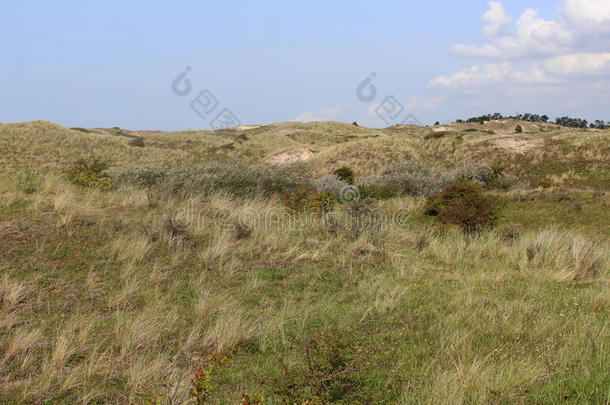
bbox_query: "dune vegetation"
[0,119,609,404]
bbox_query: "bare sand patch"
[267,147,318,165]
[493,137,544,154]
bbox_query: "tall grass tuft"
[516,228,608,281]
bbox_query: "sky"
[1,0,609,130]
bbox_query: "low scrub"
[360,161,518,198]
[109,162,310,197]
[333,166,355,184]
[274,327,367,403]
[282,187,337,213]
[424,181,498,232]
[314,175,349,196]
[65,158,114,190]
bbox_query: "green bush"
[318,192,338,213]
[333,167,355,184]
[282,187,336,213]
[423,181,498,232]
[515,125,523,133]
[65,158,114,191]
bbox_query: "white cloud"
[482,1,512,38]
[511,65,554,84]
[435,0,610,92]
[453,6,573,60]
[544,53,610,76]
[561,0,610,33]
[428,63,512,90]
[294,104,350,122]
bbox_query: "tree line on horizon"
[454,113,607,129]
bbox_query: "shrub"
[274,327,366,403]
[318,192,338,213]
[352,121,358,127]
[424,181,498,232]
[515,125,523,133]
[333,167,355,184]
[373,161,454,197]
[359,161,520,199]
[314,175,349,195]
[109,165,170,187]
[65,158,114,190]
[109,162,310,197]
[454,164,495,187]
[282,187,334,212]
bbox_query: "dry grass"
[0,119,608,403]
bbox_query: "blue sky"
[1,0,609,129]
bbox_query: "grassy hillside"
[0,120,609,404]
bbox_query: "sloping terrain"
[0,120,609,404]
[2,119,608,188]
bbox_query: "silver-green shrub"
[109,162,310,197]
[314,175,349,195]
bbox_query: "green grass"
[0,120,608,404]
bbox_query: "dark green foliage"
[352,121,358,127]
[422,195,444,216]
[333,167,355,184]
[434,121,440,126]
[515,125,523,133]
[318,192,339,213]
[423,181,498,232]
[555,116,589,128]
[282,188,337,213]
[65,158,114,190]
[455,112,606,128]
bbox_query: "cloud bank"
[429,0,610,90]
